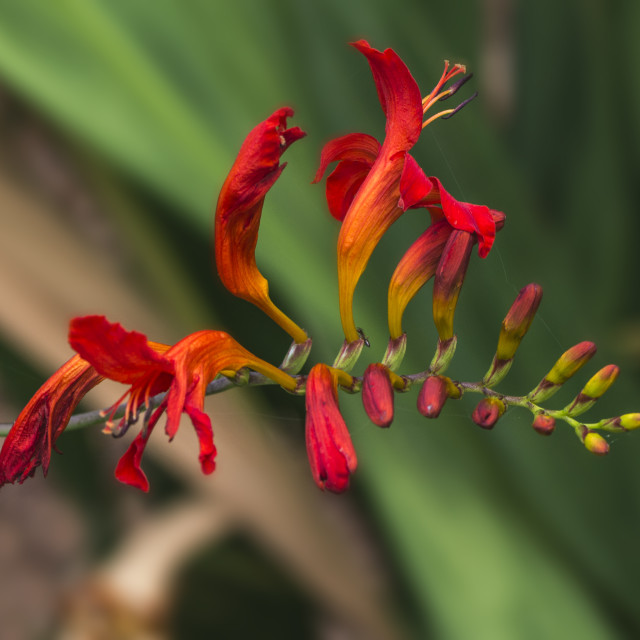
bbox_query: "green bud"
[619,413,640,430]
[546,341,597,385]
[529,341,597,403]
[581,364,619,398]
[565,364,619,417]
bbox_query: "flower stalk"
[1,39,637,496]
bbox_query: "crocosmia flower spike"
[2,39,638,499]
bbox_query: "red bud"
[472,397,505,429]
[532,414,555,436]
[418,375,448,418]
[362,364,394,428]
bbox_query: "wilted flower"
[0,355,104,486]
[70,315,297,491]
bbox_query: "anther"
[441,92,479,119]
[439,73,474,101]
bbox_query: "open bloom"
[70,315,297,491]
[388,186,505,339]
[314,41,499,343]
[305,363,357,492]
[215,107,308,344]
[0,355,104,486]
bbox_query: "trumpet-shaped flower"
[69,316,297,491]
[305,363,357,492]
[388,178,506,339]
[0,355,104,486]
[314,41,499,343]
[215,107,308,344]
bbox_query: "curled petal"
[313,133,380,221]
[69,315,172,384]
[214,107,307,343]
[114,403,164,492]
[351,40,423,156]
[398,153,435,211]
[325,160,375,221]
[313,132,380,183]
[305,364,357,492]
[0,355,103,486]
[429,178,499,258]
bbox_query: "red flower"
[70,316,297,491]
[0,355,104,486]
[305,363,357,492]
[314,41,500,343]
[215,108,308,344]
[388,187,505,340]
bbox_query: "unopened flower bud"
[495,283,543,362]
[546,341,597,385]
[418,376,448,418]
[532,414,555,436]
[432,230,474,342]
[305,364,357,492]
[529,341,597,403]
[583,431,609,456]
[618,413,640,430]
[472,397,505,429]
[565,364,619,417]
[581,364,619,398]
[362,364,395,428]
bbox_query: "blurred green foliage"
[0,0,638,638]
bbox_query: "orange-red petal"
[214,108,307,343]
[69,315,173,384]
[350,41,423,155]
[0,355,103,485]
[430,178,498,258]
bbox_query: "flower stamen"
[422,62,473,129]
